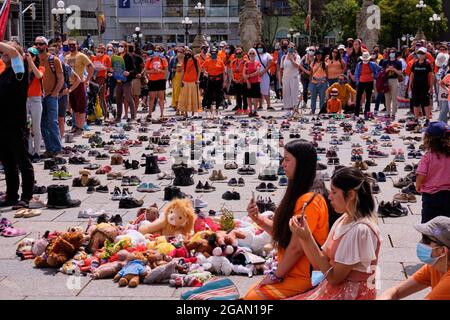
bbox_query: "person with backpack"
[354,51,382,118]
[178,48,201,117]
[145,45,168,121]
[35,36,64,158]
[299,47,315,109]
[288,167,380,300]
[244,140,329,300]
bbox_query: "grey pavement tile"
[0,245,17,259]
[403,262,425,277]
[378,247,421,264]
[378,262,406,281]
[380,224,422,248]
[25,296,122,300]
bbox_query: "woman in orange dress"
[288,167,381,300]
[178,48,201,117]
[244,139,329,300]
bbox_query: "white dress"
[256,52,273,96]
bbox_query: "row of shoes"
[256,182,277,192]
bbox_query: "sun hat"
[361,51,371,61]
[415,216,450,248]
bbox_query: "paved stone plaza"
[0,96,433,300]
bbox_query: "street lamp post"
[194,2,205,36]
[429,13,441,40]
[401,34,415,48]
[181,17,193,46]
[133,26,143,48]
[415,0,427,41]
[192,2,208,53]
[51,1,72,41]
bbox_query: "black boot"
[44,159,56,170]
[180,167,195,186]
[46,185,58,208]
[145,155,161,174]
[164,186,173,201]
[52,185,81,209]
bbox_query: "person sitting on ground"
[287,167,381,300]
[326,74,356,113]
[378,216,450,300]
[415,122,450,223]
[244,140,329,300]
[326,88,342,114]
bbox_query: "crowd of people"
[0,35,449,300]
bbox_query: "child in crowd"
[326,88,342,114]
[287,167,381,300]
[416,122,450,223]
[326,74,356,113]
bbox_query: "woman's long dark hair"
[313,52,327,70]
[273,139,317,249]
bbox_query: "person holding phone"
[244,140,329,300]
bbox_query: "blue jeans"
[438,100,449,123]
[374,92,385,111]
[309,82,328,114]
[41,96,62,153]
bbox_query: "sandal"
[1,227,26,237]
[0,217,13,231]
[14,208,29,218]
[23,209,42,218]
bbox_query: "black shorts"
[148,80,166,92]
[246,82,261,98]
[412,90,430,108]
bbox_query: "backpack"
[48,55,71,93]
[376,68,389,93]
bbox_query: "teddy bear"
[91,250,130,279]
[237,227,273,257]
[115,229,147,247]
[138,198,195,239]
[147,236,176,255]
[133,203,160,225]
[87,223,120,253]
[184,231,216,256]
[143,260,179,284]
[59,259,81,275]
[214,230,246,256]
[113,253,148,288]
[34,231,84,268]
[198,247,255,277]
[79,169,91,187]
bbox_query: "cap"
[361,51,371,61]
[36,36,48,45]
[27,47,39,56]
[337,44,346,50]
[417,47,427,54]
[415,216,450,248]
[219,41,227,47]
[422,121,450,136]
[330,88,339,96]
[210,47,218,53]
[347,38,354,42]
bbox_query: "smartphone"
[251,191,255,203]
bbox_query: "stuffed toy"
[16,238,36,260]
[143,260,179,284]
[31,231,55,257]
[214,230,246,256]
[147,236,176,255]
[138,198,195,239]
[34,231,84,268]
[59,259,82,275]
[200,247,255,277]
[113,256,148,287]
[184,231,215,256]
[219,207,235,232]
[193,210,220,233]
[88,223,120,252]
[79,169,91,187]
[133,203,160,225]
[79,256,100,273]
[169,274,203,288]
[91,250,129,279]
[115,229,147,247]
[237,227,273,257]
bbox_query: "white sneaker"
[78,209,105,218]
[194,198,208,209]
[29,196,46,209]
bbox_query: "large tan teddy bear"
[34,231,84,268]
[138,199,195,239]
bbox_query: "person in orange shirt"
[91,44,112,119]
[244,140,329,300]
[326,88,342,114]
[202,47,226,117]
[218,41,227,63]
[229,46,248,114]
[25,47,45,161]
[178,48,201,117]
[145,45,168,120]
[195,45,209,93]
[379,216,450,300]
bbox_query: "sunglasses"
[34,42,45,46]
[119,45,125,48]
[97,51,104,54]
[68,44,76,47]
[249,53,255,56]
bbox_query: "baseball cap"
[417,47,427,54]
[422,121,450,136]
[35,36,48,45]
[415,216,450,248]
[337,44,346,50]
[219,41,227,47]
[330,88,339,96]
[27,47,39,56]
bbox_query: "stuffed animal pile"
[17,199,276,288]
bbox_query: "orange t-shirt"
[407,52,435,65]
[202,58,225,77]
[145,57,168,81]
[327,98,342,113]
[230,58,247,82]
[277,192,329,286]
[27,66,46,97]
[412,264,450,300]
[196,54,208,70]
[359,63,374,82]
[182,58,199,83]
[0,60,5,75]
[91,54,112,78]
[269,51,278,75]
[218,50,227,63]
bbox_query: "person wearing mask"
[299,47,315,109]
[128,44,144,117]
[113,41,138,122]
[91,44,112,120]
[309,50,328,115]
[354,51,382,118]
[65,38,94,133]
[373,45,384,63]
[280,43,301,115]
[35,36,64,158]
[337,44,348,65]
[409,47,434,125]
[326,88,342,114]
[326,74,356,113]
[223,44,235,108]
[288,167,380,300]
[438,55,450,123]
[255,43,273,111]
[271,43,281,102]
[0,41,35,209]
[381,48,403,119]
[25,47,44,162]
[243,48,262,117]
[379,216,450,300]
[244,140,329,299]
[178,48,201,117]
[105,43,116,111]
[202,47,226,117]
[276,40,290,102]
[229,46,248,114]
[171,47,184,113]
[145,46,168,120]
[347,39,364,88]
[326,47,345,86]
[195,44,209,94]
[218,41,227,63]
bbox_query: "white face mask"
[363,60,369,64]
[118,47,124,53]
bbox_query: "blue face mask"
[257,48,264,54]
[63,45,70,52]
[148,50,154,56]
[107,50,113,56]
[211,53,217,60]
[311,271,325,287]
[11,55,25,76]
[416,243,440,265]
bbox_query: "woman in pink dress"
[287,167,381,300]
